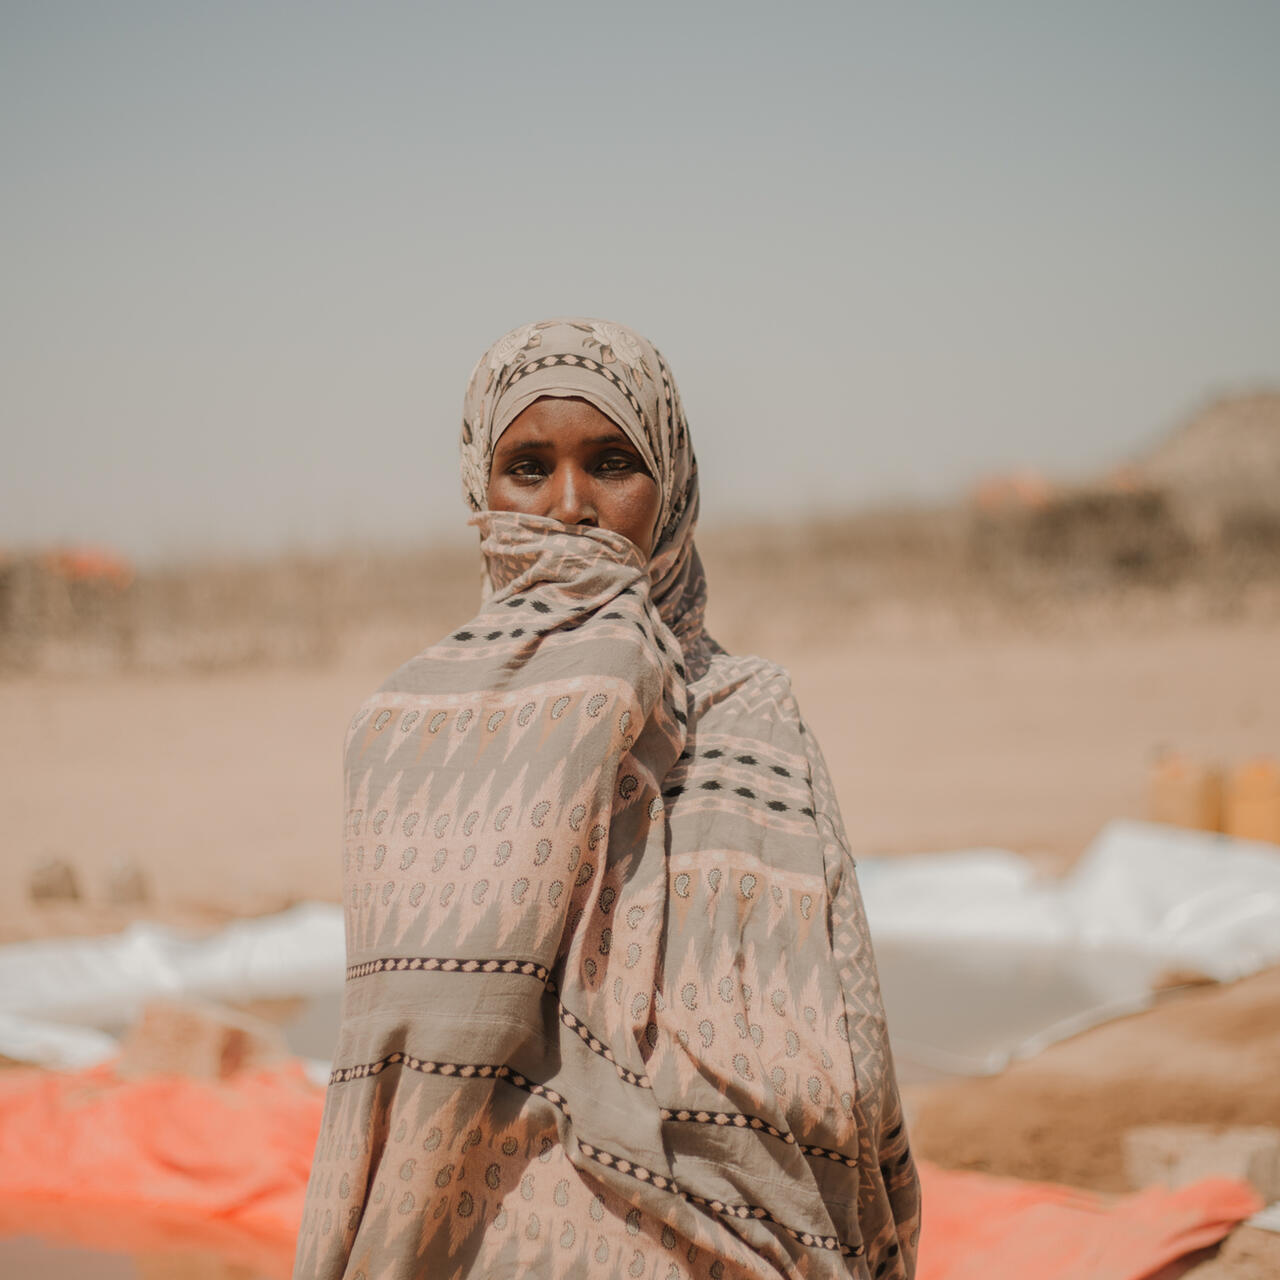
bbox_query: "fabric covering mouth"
[472,511,649,595]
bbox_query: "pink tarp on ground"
[0,1064,1262,1278]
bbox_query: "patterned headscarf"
[459,319,711,662]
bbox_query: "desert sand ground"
[3,605,1279,928]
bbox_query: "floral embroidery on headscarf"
[481,322,543,394]
[580,321,650,376]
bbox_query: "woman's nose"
[549,467,598,527]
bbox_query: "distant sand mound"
[1131,391,1280,529]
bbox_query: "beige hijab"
[459,318,711,665]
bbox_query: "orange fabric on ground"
[0,1061,323,1278]
[916,1163,1262,1280]
[0,1062,1263,1279]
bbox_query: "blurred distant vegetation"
[3,392,1279,675]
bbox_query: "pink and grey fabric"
[295,320,921,1279]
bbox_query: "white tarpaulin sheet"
[1,821,1278,1077]
[860,819,1280,1080]
[0,902,345,1068]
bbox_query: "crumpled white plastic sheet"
[0,1013,119,1071]
[859,819,1280,1080]
[2,821,1278,1079]
[0,901,344,1069]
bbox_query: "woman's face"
[486,397,661,556]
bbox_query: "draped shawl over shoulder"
[295,320,921,1280]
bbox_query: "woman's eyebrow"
[496,437,556,452]
[496,434,634,453]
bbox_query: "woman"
[295,319,920,1279]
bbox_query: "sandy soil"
[3,611,1277,933]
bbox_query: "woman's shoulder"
[700,649,797,703]
[696,649,838,762]
[695,650,818,746]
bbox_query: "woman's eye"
[598,453,639,474]
[508,460,544,478]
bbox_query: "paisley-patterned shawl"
[294,320,921,1280]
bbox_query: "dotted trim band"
[578,1140,865,1259]
[507,353,644,418]
[554,994,650,1088]
[345,955,550,982]
[660,1107,858,1169]
[327,1054,569,1119]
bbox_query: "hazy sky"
[3,1,1278,561]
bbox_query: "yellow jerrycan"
[1223,758,1280,845]
[1146,753,1223,833]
